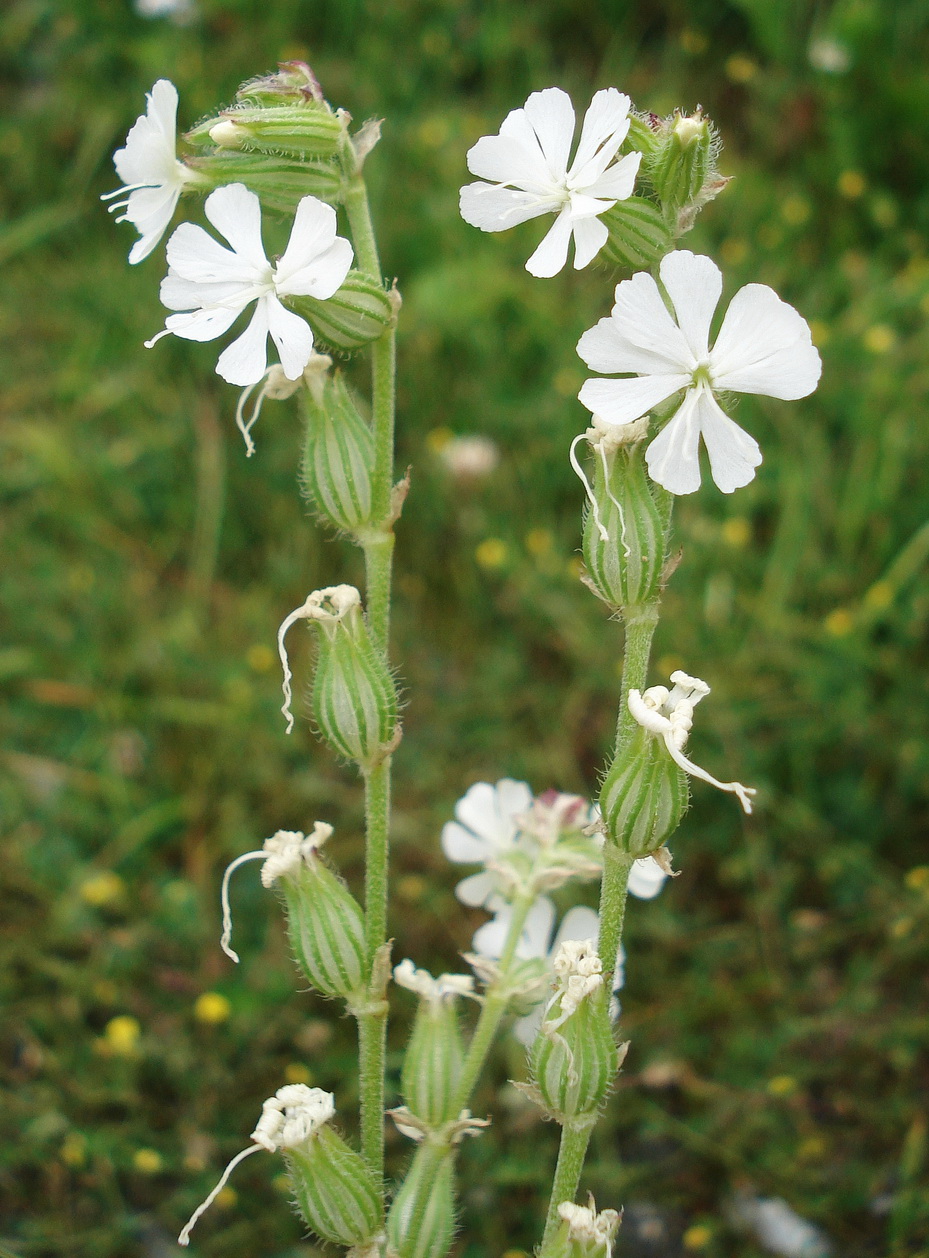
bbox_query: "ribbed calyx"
[582,429,665,614]
[386,1147,456,1258]
[286,1124,382,1246]
[287,272,395,352]
[395,962,474,1127]
[598,724,688,857]
[263,828,368,1000]
[529,941,618,1122]
[303,586,399,768]
[301,370,376,536]
[642,109,720,218]
[187,149,343,211]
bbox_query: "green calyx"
[278,856,368,1000]
[582,436,666,615]
[286,1125,382,1246]
[301,370,376,536]
[598,724,688,857]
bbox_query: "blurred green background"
[2,0,928,1255]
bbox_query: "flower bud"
[580,425,665,613]
[187,150,342,212]
[286,270,395,352]
[301,370,376,535]
[295,586,398,767]
[387,1147,457,1258]
[395,962,474,1127]
[236,61,327,107]
[261,827,369,1000]
[599,197,673,270]
[187,101,344,161]
[529,941,617,1121]
[643,109,717,213]
[554,1198,622,1258]
[179,1086,380,1250]
[286,1123,382,1246]
[598,725,688,857]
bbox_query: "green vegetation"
[2,1,927,1255]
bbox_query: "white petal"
[513,1005,544,1046]
[645,388,704,495]
[159,274,253,312]
[459,182,555,232]
[455,871,499,908]
[493,778,534,824]
[215,299,269,386]
[266,295,314,379]
[584,150,641,201]
[627,857,668,900]
[120,182,180,233]
[577,315,689,377]
[160,304,241,343]
[526,207,573,277]
[571,215,609,270]
[517,896,556,958]
[455,781,517,850]
[610,270,695,369]
[695,387,762,493]
[203,184,269,273]
[711,284,822,399]
[471,912,510,959]
[552,905,600,952]
[165,221,261,285]
[578,373,688,426]
[113,80,179,187]
[128,224,170,265]
[466,133,554,193]
[569,89,631,187]
[442,820,491,864]
[522,87,576,179]
[659,251,722,361]
[274,197,354,299]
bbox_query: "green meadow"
[1,1,927,1254]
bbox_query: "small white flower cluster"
[179,1086,337,1246]
[104,81,352,390]
[460,89,821,497]
[443,779,663,1041]
[628,670,756,813]
[558,1197,622,1258]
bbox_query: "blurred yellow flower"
[864,580,893,609]
[284,1062,313,1085]
[60,1132,87,1167]
[475,538,508,569]
[680,29,708,54]
[798,1134,827,1160]
[683,1224,713,1250]
[215,1186,237,1208]
[905,866,929,891]
[720,237,748,266]
[194,992,231,1025]
[726,54,757,83]
[133,1148,162,1174]
[824,608,853,637]
[781,196,811,226]
[838,170,866,199]
[862,325,895,354]
[246,643,275,673]
[80,871,124,907]
[767,1074,797,1097]
[525,527,553,556]
[105,1015,141,1056]
[721,517,751,548]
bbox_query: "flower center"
[691,362,714,389]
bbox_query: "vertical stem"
[538,1117,597,1255]
[343,162,399,1189]
[614,609,659,754]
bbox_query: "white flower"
[102,80,194,265]
[179,1085,335,1246]
[471,899,625,1044]
[577,249,822,494]
[441,778,535,907]
[145,183,353,387]
[460,87,641,278]
[393,959,476,1005]
[628,669,756,813]
[558,1198,622,1258]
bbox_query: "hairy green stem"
[614,609,659,754]
[538,1115,598,1255]
[343,162,398,1190]
[450,893,535,1114]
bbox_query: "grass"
[1,1,928,1255]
